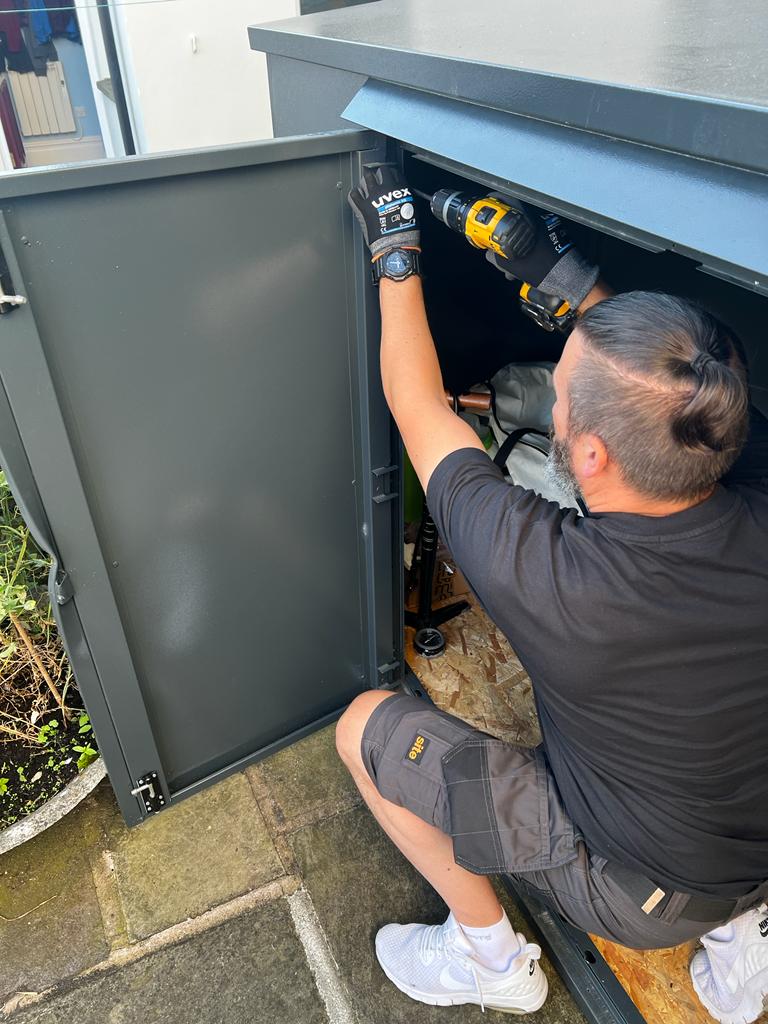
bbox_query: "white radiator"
[8,63,76,137]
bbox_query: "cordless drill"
[430,189,575,332]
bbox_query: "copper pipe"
[444,390,492,412]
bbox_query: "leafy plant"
[72,743,99,771]
[1,470,72,736]
[0,472,99,827]
[37,719,60,744]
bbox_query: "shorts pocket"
[442,738,579,875]
[374,719,460,831]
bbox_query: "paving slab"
[96,771,285,940]
[0,796,108,1002]
[290,804,586,1024]
[248,722,360,830]
[9,897,326,1024]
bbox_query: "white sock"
[448,907,522,972]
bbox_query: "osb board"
[406,596,767,1024]
[406,602,541,748]
[590,937,722,1024]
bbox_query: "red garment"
[0,78,25,168]
[0,0,22,52]
[45,0,74,36]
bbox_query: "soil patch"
[0,712,92,829]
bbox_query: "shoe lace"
[418,923,452,965]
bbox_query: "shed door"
[0,129,400,825]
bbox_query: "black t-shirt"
[426,416,768,898]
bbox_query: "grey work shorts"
[360,692,745,949]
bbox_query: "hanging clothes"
[45,0,79,43]
[0,0,23,52]
[21,22,56,75]
[29,4,52,46]
[5,33,33,71]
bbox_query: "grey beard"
[545,434,582,509]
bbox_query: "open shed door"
[0,128,401,825]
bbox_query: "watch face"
[384,249,412,278]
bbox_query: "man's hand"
[347,164,420,260]
[484,196,600,313]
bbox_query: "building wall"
[112,0,299,154]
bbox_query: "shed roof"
[249,0,768,173]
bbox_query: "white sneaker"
[690,903,768,1024]
[375,915,548,1014]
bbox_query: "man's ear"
[572,433,609,480]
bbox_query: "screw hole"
[583,950,596,964]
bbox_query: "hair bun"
[690,351,716,375]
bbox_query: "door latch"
[0,245,27,314]
[377,659,401,685]
[0,291,26,311]
[130,771,166,814]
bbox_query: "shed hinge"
[377,659,401,685]
[372,464,399,504]
[130,771,166,815]
[54,570,73,605]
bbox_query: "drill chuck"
[430,189,472,235]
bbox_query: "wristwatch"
[371,246,423,286]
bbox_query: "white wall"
[111,0,299,154]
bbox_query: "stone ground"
[0,718,585,1024]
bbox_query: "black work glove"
[485,194,599,311]
[347,164,420,260]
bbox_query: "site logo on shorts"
[405,734,429,765]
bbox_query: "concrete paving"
[0,721,586,1024]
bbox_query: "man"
[337,165,768,1021]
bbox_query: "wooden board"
[406,597,767,1024]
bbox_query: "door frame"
[73,0,127,158]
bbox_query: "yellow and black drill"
[430,189,575,332]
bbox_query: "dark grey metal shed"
[0,4,766,1020]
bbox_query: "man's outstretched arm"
[347,162,610,492]
[379,276,484,492]
[379,275,611,493]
